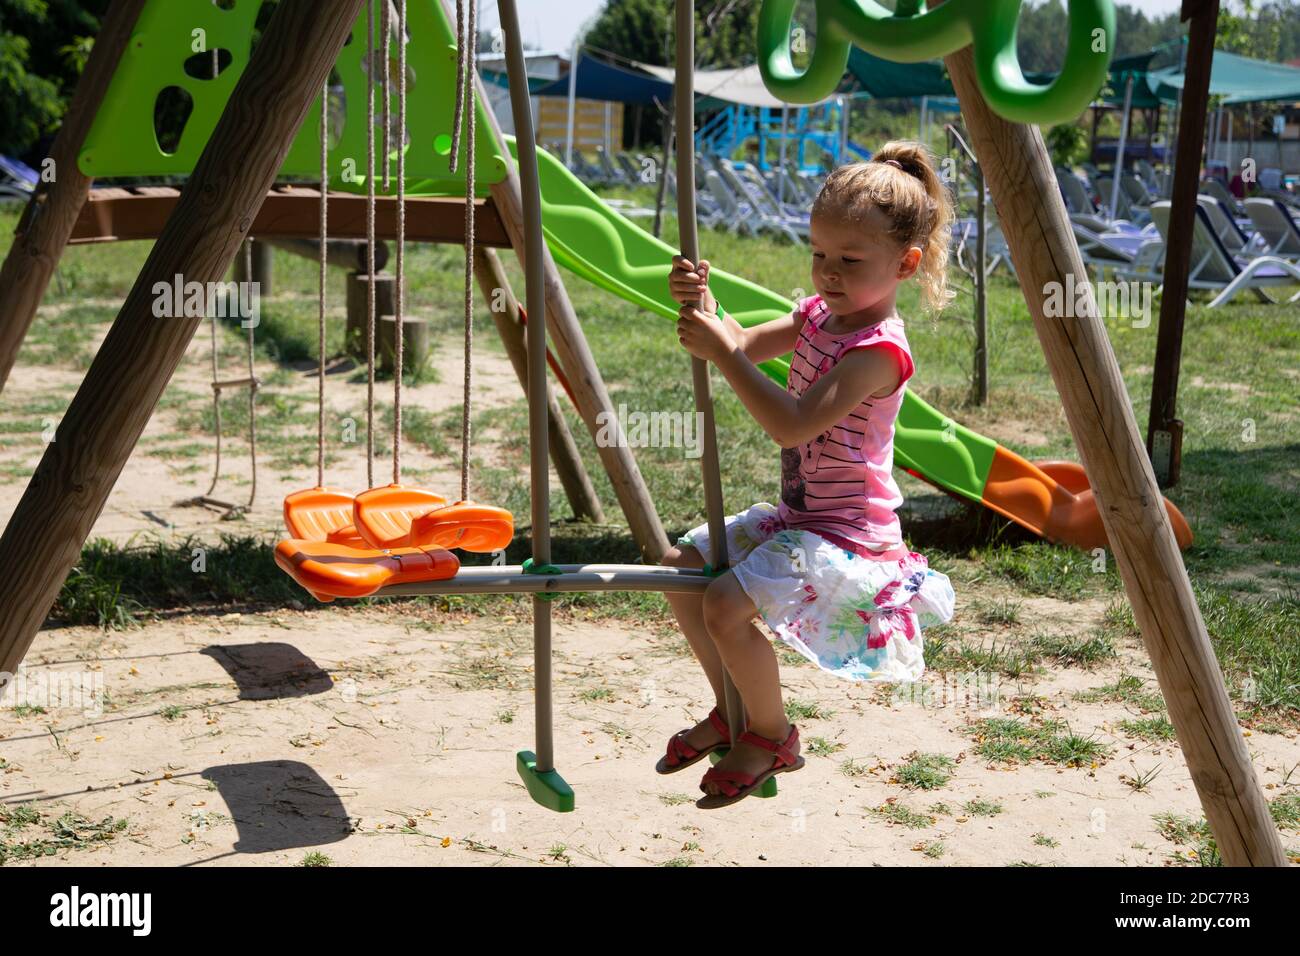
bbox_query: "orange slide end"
[274,539,460,601]
[982,448,1193,551]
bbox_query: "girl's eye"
[812,252,825,260]
[843,258,861,264]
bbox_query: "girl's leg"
[698,572,795,795]
[699,572,786,738]
[661,545,745,742]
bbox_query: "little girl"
[660,142,957,809]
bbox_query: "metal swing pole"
[674,0,744,743]
[496,0,565,805]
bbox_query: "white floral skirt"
[676,502,955,683]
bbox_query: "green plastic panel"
[508,136,996,505]
[79,0,506,193]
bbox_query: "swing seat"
[284,487,366,545]
[353,484,449,549]
[407,501,515,553]
[274,538,460,601]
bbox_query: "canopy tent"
[1099,48,1168,110]
[631,60,834,109]
[844,48,954,98]
[530,54,674,106]
[1147,48,1300,105]
[479,66,553,94]
[524,52,830,110]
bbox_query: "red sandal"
[696,724,805,809]
[655,706,731,775]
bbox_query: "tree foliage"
[584,0,761,69]
[1,0,108,157]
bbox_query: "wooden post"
[1146,0,1219,488]
[467,40,671,562]
[473,247,604,525]
[345,272,397,362]
[972,152,988,405]
[941,31,1286,867]
[232,238,274,297]
[652,102,674,240]
[0,0,366,674]
[0,0,148,395]
[265,236,389,272]
[377,313,428,374]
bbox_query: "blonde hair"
[811,141,954,313]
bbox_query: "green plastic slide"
[505,137,997,508]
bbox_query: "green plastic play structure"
[76,0,1116,545]
[756,0,1116,125]
[78,0,507,193]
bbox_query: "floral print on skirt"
[677,502,955,683]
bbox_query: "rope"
[382,0,392,191]
[318,78,328,489]
[459,0,476,502]
[393,0,407,484]
[449,0,466,174]
[365,0,376,488]
[246,239,258,508]
[205,311,221,497]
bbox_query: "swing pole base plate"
[516,751,575,812]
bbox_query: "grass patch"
[971,716,1112,768]
[894,752,956,790]
[1116,716,1177,743]
[806,736,845,758]
[785,698,832,722]
[0,805,130,865]
[1029,630,1117,668]
[962,799,1004,817]
[868,801,936,829]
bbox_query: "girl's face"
[810,209,922,317]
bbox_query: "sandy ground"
[3,596,1296,867]
[1,302,1296,867]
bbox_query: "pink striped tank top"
[777,295,915,557]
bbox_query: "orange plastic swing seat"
[283,487,366,546]
[408,501,515,553]
[274,538,460,602]
[353,484,449,549]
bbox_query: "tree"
[1,0,108,158]
[584,0,761,69]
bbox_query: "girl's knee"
[701,575,749,635]
[662,544,705,569]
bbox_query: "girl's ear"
[897,245,923,280]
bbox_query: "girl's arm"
[669,255,802,363]
[712,343,901,448]
[737,308,804,364]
